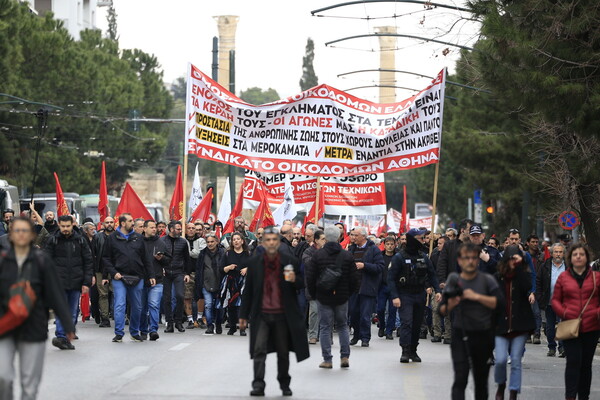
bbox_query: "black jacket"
[101,228,150,279]
[143,235,171,284]
[91,230,112,274]
[195,247,225,295]
[306,242,359,306]
[436,238,462,283]
[161,235,193,275]
[44,220,59,235]
[388,249,440,297]
[536,258,565,310]
[495,266,536,335]
[0,248,75,342]
[44,231,94,290]
[348,240,384,297]
[240,251,309,362]
[279,237,297,262]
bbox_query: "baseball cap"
[469,224,483,235]
[407,228,428,237]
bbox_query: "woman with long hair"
[552,244,600,400]
[494,245,535,400]
[219,232,251,336]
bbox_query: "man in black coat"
[306,226,358,369]
[347,227,385,347]
[196,234,225,335]
[91,216,115,327]
[239,227,309,397]
[44,215,93,350]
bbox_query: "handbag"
[0,252,38,335]
[120,274,141,287]
[555,271,596,341]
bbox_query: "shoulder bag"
[556,271,596,341]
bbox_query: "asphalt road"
[12,320,600,400]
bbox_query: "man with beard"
[223,217,258,251]
[92,216,115,327]
[44,210,59,235]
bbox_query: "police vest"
[397,250,428,289]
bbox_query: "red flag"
[303,186,325,234]
[223,183,245,234]
[249,182,274,231]
[54,172,70,217]
[191,188,213,222]
[98,161,109,222]
[169,165,184,221]
[401,185,408,233]
[115,183,153,221]
[215,224,222,239]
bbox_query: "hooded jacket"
[306,241,359,306]
[348,239,384,297]
[44,230,94,290]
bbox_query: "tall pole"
[315,177,321,227]
[228,50,237,209]
[30,109,48,203]
[428,162,440,257]
[209,36,219,192]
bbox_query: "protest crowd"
[1,203,600,400]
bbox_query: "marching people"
[219,232,251,336]
[468,224,501,275]
[187,220,207,328]
[101,213,151,343]
[551,244,600,400]
[378,236,397,340]
[440,242,503,400]
[239,227,309,397]
[0,217,76,400]
[300,225,324,345]
[43,211,59,235]
[347,227,384,347]
[388,228,441,363]
[306,226,359,369]
[91,216,115,328]
[493,245,536,400]
[430,235,446,342]
[161,220,192,333]
[196,233,225,335]
[141,220,169,341]
[536,243,567,357]
[525,234,543,344]
[44,215,94,350]
[223,216,258,251]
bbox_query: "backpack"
[317,252,344,292]
[0,251,38,335]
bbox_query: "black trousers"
[162,272,184,323]
[252,313,291,391]
[563,330,600,400]
[228,306,239,331]
[398,292,426,347]
[451,328,494,400]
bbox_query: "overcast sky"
[97,1,479,103]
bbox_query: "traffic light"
[486,205,494,214]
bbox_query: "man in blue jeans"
[141,220,170,341]
[306,226,359,368]
[196,234,225,335]
[102,213,152,343]
[45,215,93,350]
[536,243,566,357]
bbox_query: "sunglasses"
[509,229,520,234]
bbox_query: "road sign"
[558,211,580,231]
[474,190,483,224]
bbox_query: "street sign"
[474,190,483,224]
[558,211,580,231]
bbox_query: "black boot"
[350,336,359,346]
[400,346,410,363]
[410,345,422,362]
[495,383,505,400]
[164,322,174,333]
[175,322,185,332]
[509,390,517,400]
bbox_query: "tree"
[106,3,118,41]
[468,0,600,254]
[171,76,186,102]
[299,38,318,91]
[239,87,280,105]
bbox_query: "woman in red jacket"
[551,244,600,400]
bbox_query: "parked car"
[80,194,120,223]
[20,193,84,224]
[145,203,165,222]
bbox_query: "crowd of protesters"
[1,206,599,399]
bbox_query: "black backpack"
[316,252,344,292]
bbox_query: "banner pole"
[428,162,440,257]
[182,149,189,228]
[315,177,321,227]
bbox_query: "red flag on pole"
[401,185,408,233]
[169,165,184,221]
[115,183,153,221]
[98,161,109,222]
[223,183,244,234]
[190,188,213,222]
[304,186,325,229]
[54,172,70,217]
[249,182,275,231]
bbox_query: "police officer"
[388,228,441,363]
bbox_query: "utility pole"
[228,49,237,208]
[30,109,49,203]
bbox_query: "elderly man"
[347,227,385,347]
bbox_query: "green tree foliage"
[239,87,280,105]
[106,3,118,41]
[299,38,318,91]
[0,1,172,195]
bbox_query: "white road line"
[169,342,191,352]
[121,366,150,381]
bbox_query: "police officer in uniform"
[388,228,441,363]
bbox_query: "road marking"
[169,342,191,352]
[121,366,149,381]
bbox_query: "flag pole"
[182,137,189,230]
[315,177,321,227]
[428,162,440,257]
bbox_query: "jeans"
[162,272,184,323]
[563,330,600,400]
[451,328,495,400]
[308,300,319,340]
[376,285,396,335]
[544,306,563,351]
[55,290,81,339]
[140,283,163,334]
[0,337,46,400]
[531,301,541,335]
[494,334,528,392]
[317,301,350,362]
[202,288,221,326]
[348,294,376,343]
[398,292,426,347]
[252,313,291,391]
[113,279,144,337]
